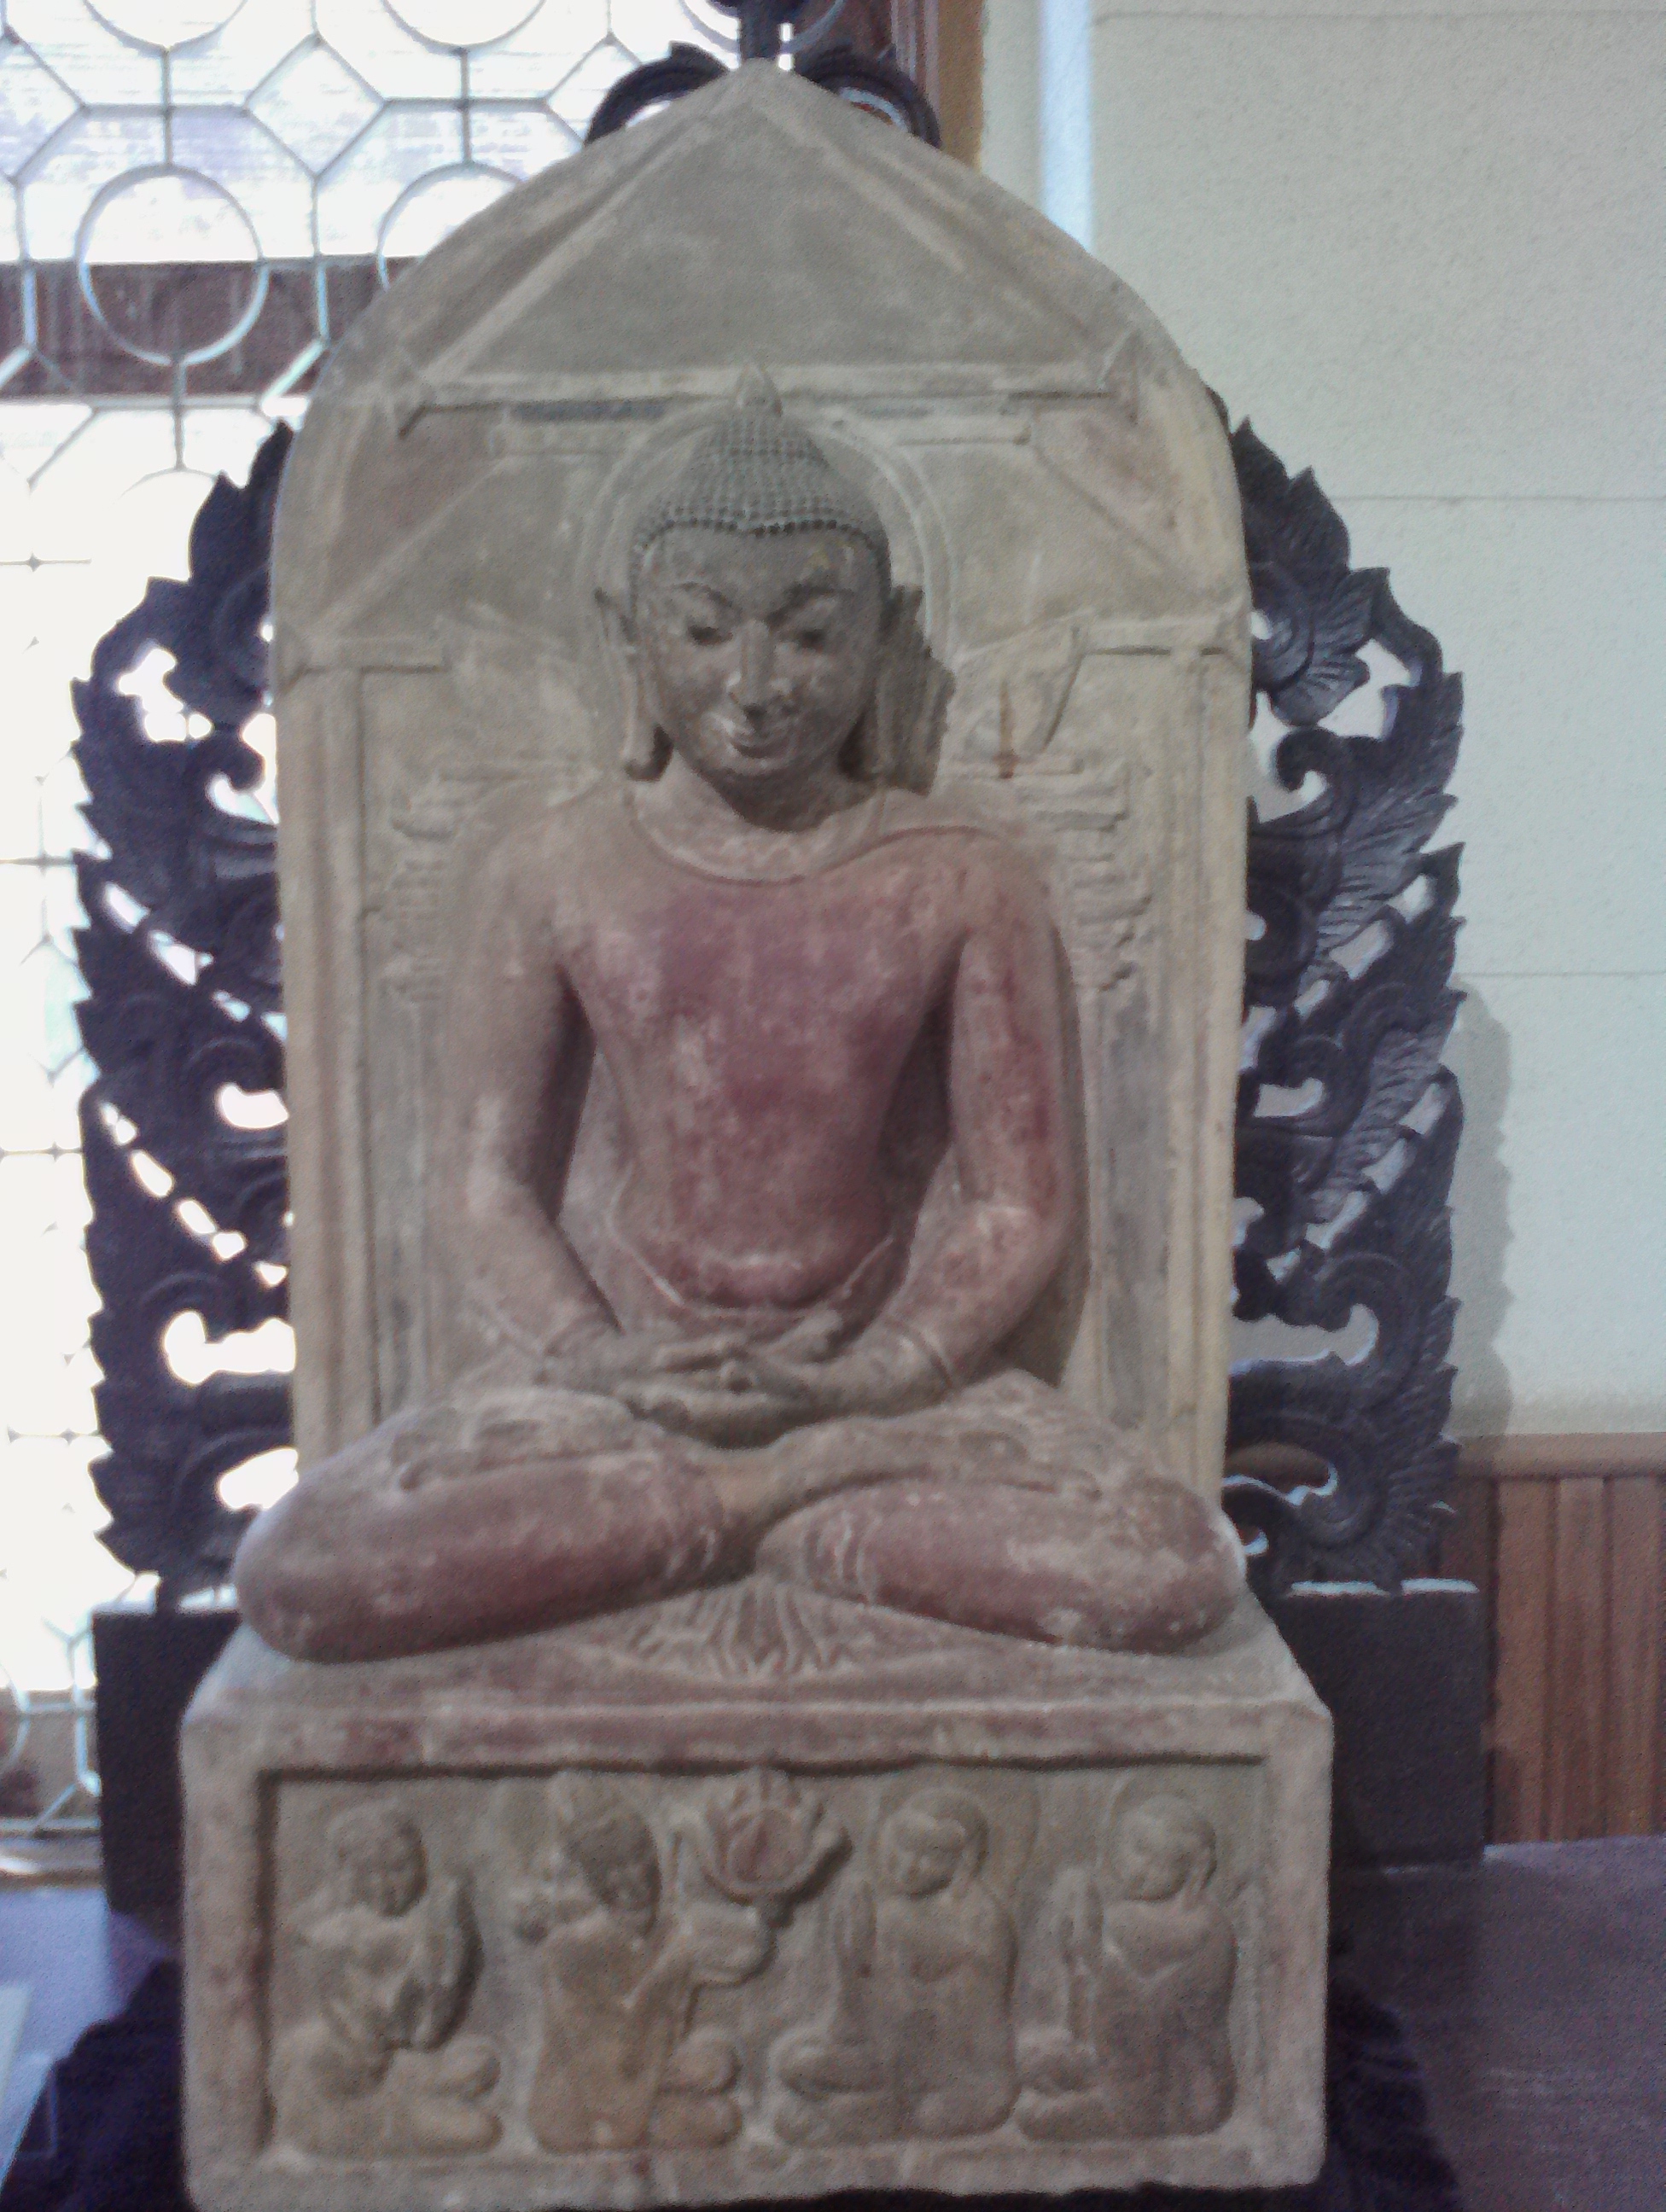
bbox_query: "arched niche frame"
[270,63,1250,1495]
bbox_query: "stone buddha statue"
[236,394,1243,1668]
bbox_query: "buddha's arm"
[439,829,611,1359]
[877,845,1072,1381]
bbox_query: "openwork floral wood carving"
[72,418,1460,1601]
[1226,422,1464,1592]
[73,428,293,1600]
[585,3,942,148]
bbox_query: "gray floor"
[0,1888,171,2181]
[1336,1836,1666,2212]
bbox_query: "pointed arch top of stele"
[271,63,1249,1494]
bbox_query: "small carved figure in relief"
[236,383,1243,1668]
[776,1788,1018,2141]
[513,1773,778,2151]
[272,1802,499,2157]
[1018,1793,1236,2140]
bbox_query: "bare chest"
[560,864,953,1086]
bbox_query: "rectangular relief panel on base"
[183,1592,1329,2207]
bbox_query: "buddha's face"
[1110,1806,1202,1903]
[338,1816,425,1916]
[879,1812,963,1899]
[634,527,886,800]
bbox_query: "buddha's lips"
[725,729,799,760]
[701,708,809,754]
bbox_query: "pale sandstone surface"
[268,61,1249,1492]
[183,1591,1330,2208]
[183,57,1329,2209]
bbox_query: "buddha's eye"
[790,628,828,651]
[685,622,729,646]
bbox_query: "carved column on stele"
[183,64,1329,2209]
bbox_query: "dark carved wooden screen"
[1226,426,1463,1590]
[64,9,1464,1604]
[74,432,293,1598]
[71,417,1464,1604]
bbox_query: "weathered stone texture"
[183,59,1326,2209]
[184,1592,1329,2205]
[268,61,1249,1493]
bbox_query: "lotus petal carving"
[691,1769,847,1923]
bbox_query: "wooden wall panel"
[1440,1441,1665,1843]
[1442,1474,1495,1657]
[1546,1477,1610,1838]
[887,1,982,165]
[1607,1476,1664,1834]
[1490,1478,1555,1841]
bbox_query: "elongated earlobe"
[597,585,670,779]
[867,585,947,795]
[621,688,671,780]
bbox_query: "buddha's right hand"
[533,1320,750,1402]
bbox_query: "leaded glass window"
[0,1,758,1807]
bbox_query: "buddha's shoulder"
[482,777,632,874]
[870,786,1045,886]
[874,784,1014,842]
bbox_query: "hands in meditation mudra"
[236,399,1244,1665]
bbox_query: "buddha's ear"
[594,584,634,661]
[882,580,918,637]
[869,585,949,794]
[595,586,668,780]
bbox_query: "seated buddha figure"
[236,398,1244,1666]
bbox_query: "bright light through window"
[0,2,734,1734]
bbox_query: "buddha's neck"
[630,753,878,882]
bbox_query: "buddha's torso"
[538,784,1015,1317]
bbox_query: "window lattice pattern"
[0,3,731,1727]
[2,3,743,282]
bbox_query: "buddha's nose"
[734,620,773,710]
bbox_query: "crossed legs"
[235,1371,1241,1665]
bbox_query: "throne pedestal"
[183,1580,1328,2208]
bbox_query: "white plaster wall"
[982,0,1666,1434]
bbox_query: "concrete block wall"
[983,0,1666,1435]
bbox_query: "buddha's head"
[546,1774,661,1935]
[878,1787,987,1899]
[1108,1795,1217,1906]
[328,1802,427,1918]
[611,388,899,801]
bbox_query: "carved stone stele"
[268,64,1247,1487]
[183,62,1329,2206]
